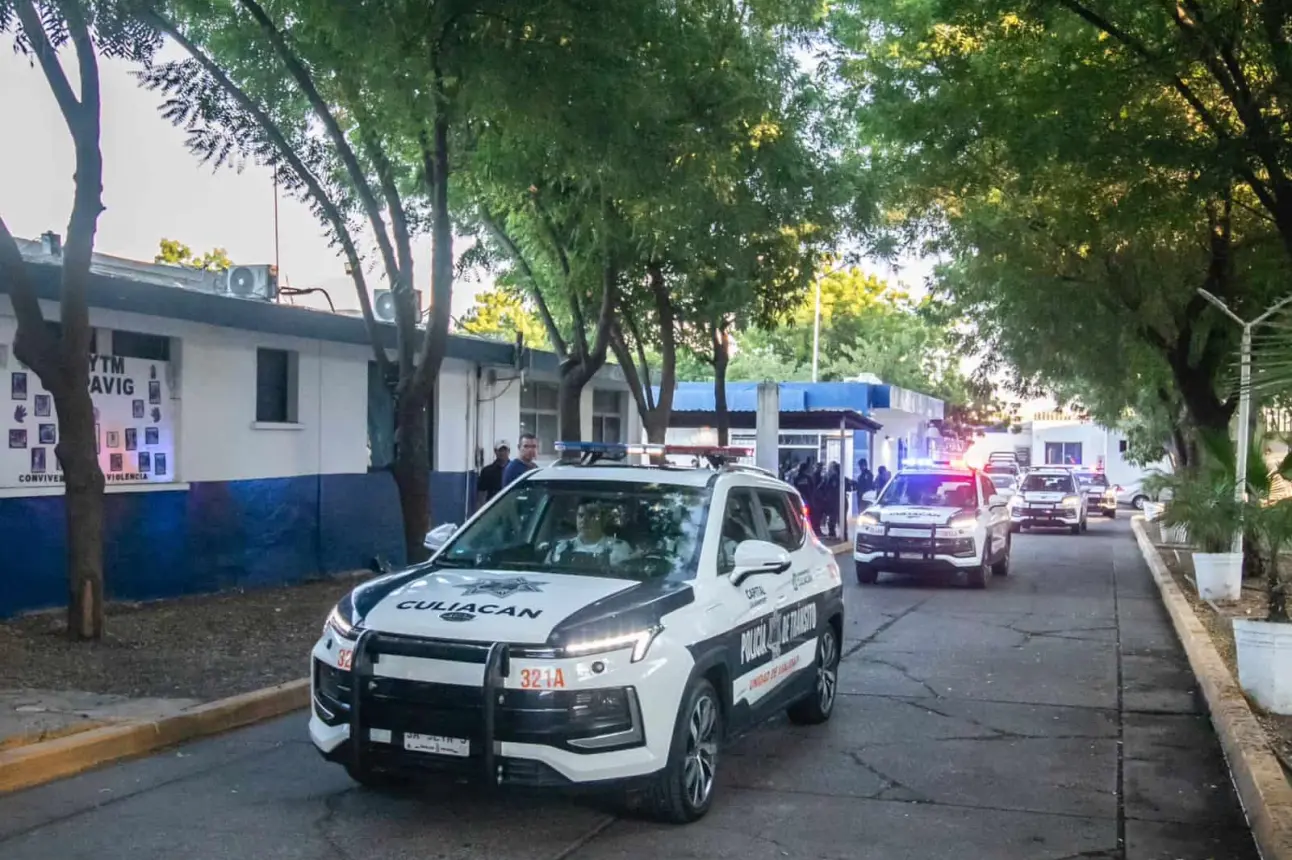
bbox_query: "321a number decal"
[337,648,353,670]
[519,667,565,689]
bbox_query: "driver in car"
[548,500,634,568]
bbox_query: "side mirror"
[727,539,792,586]
[862,491,877,503]
[988,494,1006,508]
[424,523,458,553]
[368,555,393,575]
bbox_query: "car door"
[978,473,1007,560]
[741,486,819,706]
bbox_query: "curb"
[0,678,309,795]
[1131,516,1292,860]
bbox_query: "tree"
[829,0,1291,457]
[138,0,520,561]
[155,237,231,271]
[0,0,160,639]
[456,284,547,348]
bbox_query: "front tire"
[787,625,840,725]
[991,537,1011,577]
[1132,495,1147,511]
[1070,521,1081,535]
[856,562,877,585]
[643,678,722,824]
[967,555,988,589]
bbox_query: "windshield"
[878,473,977,507]
[1073,472,1108,488]
[433,478,710,582]
[1021,473,1076,493]
[990,475,1016,489]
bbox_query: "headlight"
[562,625,663,663]
[1061,495,1081,508]
[325,592,361,640]
[936,515,977,539]
[857,513,885,535]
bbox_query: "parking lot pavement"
[0,517,1259,860]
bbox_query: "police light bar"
[553,441,666,464]
[664,445,754,457]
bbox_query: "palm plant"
[1251,499,1292,622]
[1156,469,1250,554]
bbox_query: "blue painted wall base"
[0,470,473,619]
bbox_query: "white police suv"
[1008,465,1089,534]
[853,459,1012,588]
[310,442,844,823]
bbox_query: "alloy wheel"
[817,629,838,713]
[683,693,718,808]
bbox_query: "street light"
[1196,289,1292,554]
[811,276,822,383]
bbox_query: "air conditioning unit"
[373,289,423,323]
[217,264,278,300]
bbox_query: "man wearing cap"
[476,440,510,508]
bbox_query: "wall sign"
[3,350,176,488]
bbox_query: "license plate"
[888,528,928,537]
[403,733,469,757]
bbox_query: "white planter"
[1233,618,1292,715]
[1192,552,1242,602]
[1142,501,1164,522]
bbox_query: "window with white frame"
[592,389,625,443]
[520,381,559,455]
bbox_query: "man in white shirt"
[549,500,633,567]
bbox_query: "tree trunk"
[53,370,105,639]
[1270,549,1289,623]
[644,414,668,444]
[392,388,431,564]
[712,322,730,446]
[558,363,594,442]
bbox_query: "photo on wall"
[38,424,55,445]
[106,430,120,449]
[109,453,122,473]
[137,451,150,473]
[145,427,159,446]
[154,452,167,477]
[33,394,50,417]
[148,379,161,405]
[133,399,145,419]
[8,429,26,449]
[124,428,137,451]
[30,447,45,474]
[10,372,26,401]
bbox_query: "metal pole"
[1234,323,1253,554]
[811,277,822,383]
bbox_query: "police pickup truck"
[310,443,844,823]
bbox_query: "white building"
[0,238,637,617]
[963,411,1169,489]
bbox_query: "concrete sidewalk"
[0,690,200,751]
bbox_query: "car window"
[878,473,977,508]
[717,488,761,574]
[1020,473,1075,493]
[435,478,709,582]
[755,489,805,552]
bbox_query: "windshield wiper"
[428,556,476,568]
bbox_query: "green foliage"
[689,266,971,402]
[154,237,231,271]
[457,285,548,348]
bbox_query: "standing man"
[503,432,539,486]
[476,440,510,509]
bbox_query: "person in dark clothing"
[875,465,891,495]
[857,459,874,495]
[475,440,510,509]
[822,462,842,539]
[503,432,540,486]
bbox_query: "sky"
[0,37,1050,412]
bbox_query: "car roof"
[525,461,795,492]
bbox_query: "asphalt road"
[0,517,1259,860]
